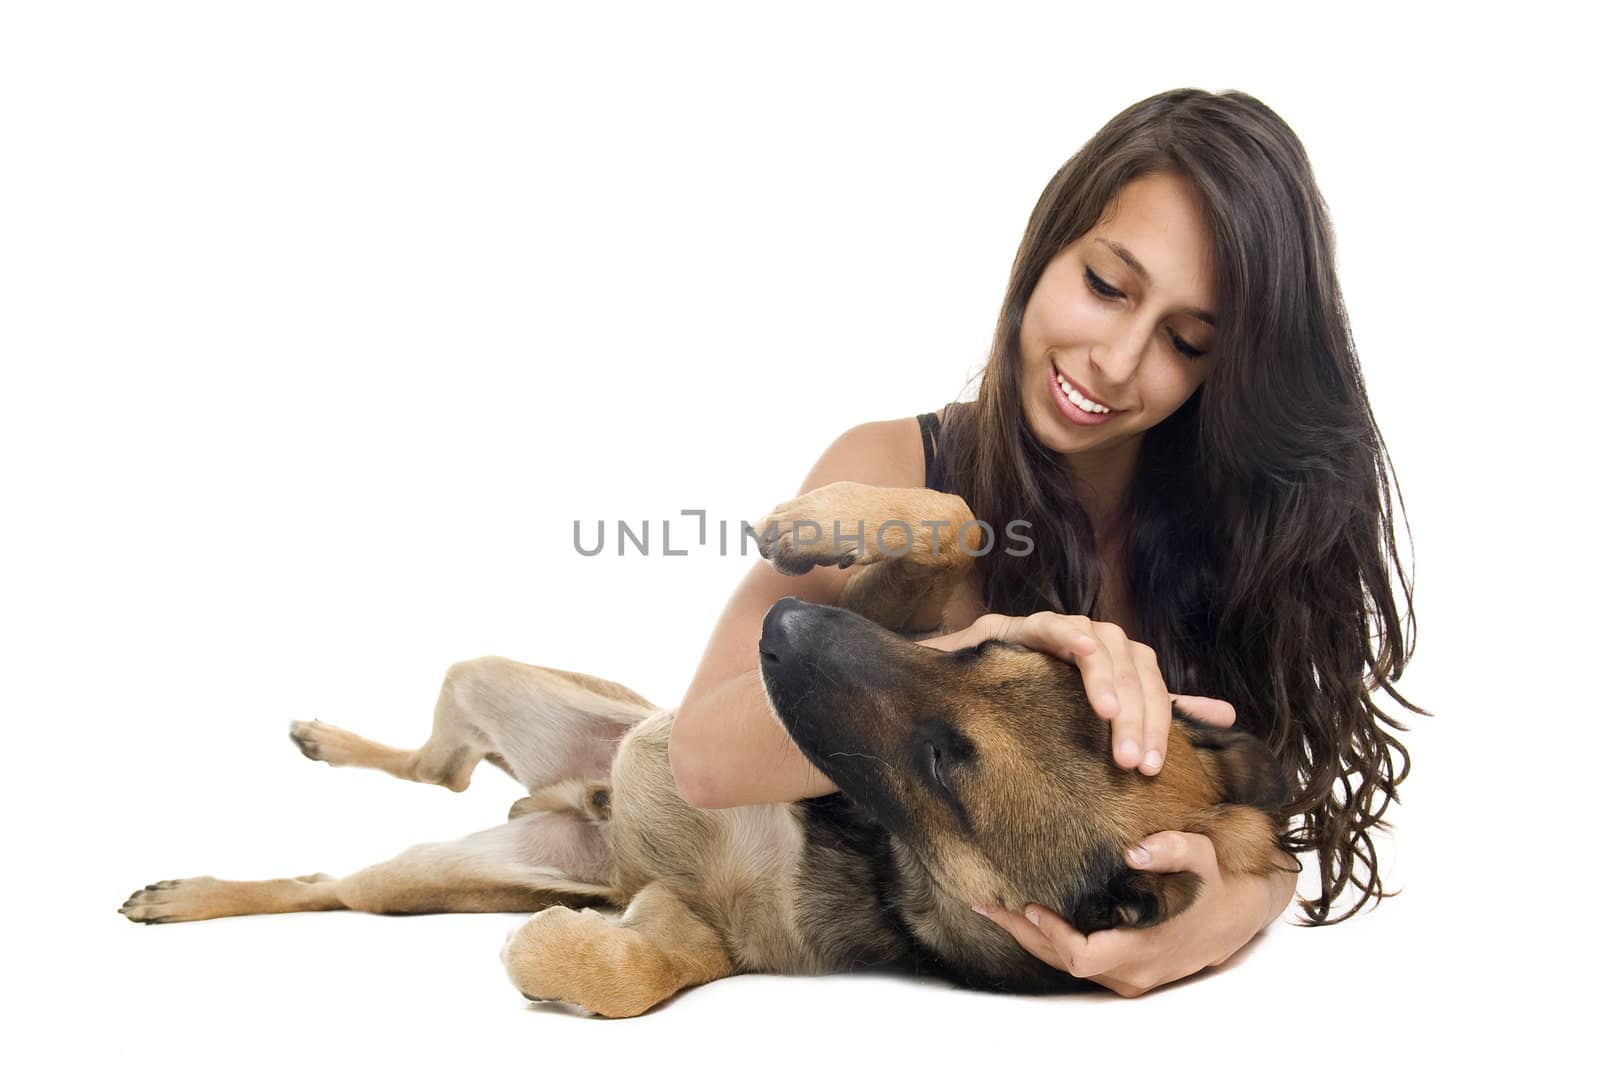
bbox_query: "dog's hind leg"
[502,880,734,1018]
[289,656,656,793]
[120,812,619,924]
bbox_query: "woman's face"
[1018,171,1218,478]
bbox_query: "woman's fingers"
[964,615,1236,778]
[1017,614,1154,769]
[1133,644,1171,775]
[1127,830,1220,878]
[919,613,1009,652]
[979,902,1154,998]
[971,904,1066,970]
[1000,614,1157,768]
[1097,626,1148,771]
[1170,693,1237,728]
[1017,907,1146,982]
[1004,613,1122,720]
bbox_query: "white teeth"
[1056,372,1110,414]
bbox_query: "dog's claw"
[288,719,322,760]
[753,485,890,576]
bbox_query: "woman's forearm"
[669,667,839,808]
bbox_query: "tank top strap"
[916,411,946,492]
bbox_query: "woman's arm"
[669,418,926,809]
[669,663,836,807]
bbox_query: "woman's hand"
[921,612,1235,775]
[973,833,1299,997]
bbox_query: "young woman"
[668,88,1421,998]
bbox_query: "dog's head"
[758,596,1287,991]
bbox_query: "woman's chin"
[1024,395,1091,456]
[1025,402,1147,469]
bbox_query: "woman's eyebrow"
[1093,237,1216,325]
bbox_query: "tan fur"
[502,882,733,1018]
[123,482,1284,1015]
[287,656,651,792]
[1185,804,1288,878]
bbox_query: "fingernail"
[1141,749,1163,773]
[971,903,992,917]
[1127,845,1150,865]
[1025,908,1041,926]
[1118,738,1141,764]
[1100,690,1120,715]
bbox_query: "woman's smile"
[1048,362,1119,425]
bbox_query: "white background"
[3,2,1594,1063]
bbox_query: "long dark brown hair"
[938,88,1425,925]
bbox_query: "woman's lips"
[1048,364,1119,426]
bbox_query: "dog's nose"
[759,596,814,665]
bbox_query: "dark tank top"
[916,410,946,492]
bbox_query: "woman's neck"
[1059,436,1141,634]
[1059,434,1141,541]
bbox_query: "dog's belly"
[604,709,823,974]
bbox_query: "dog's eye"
[921,739,950,792]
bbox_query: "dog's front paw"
[754,482,891,575]
[502,907,657,1019]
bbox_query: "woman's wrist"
[1257,852,1298,931]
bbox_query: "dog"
[119,481,1290,1016]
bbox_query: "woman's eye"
[1085,264,1206,358]
[1084,267,1123,300]
[1168,331,1206,360]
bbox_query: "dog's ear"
[1179,714,1290,812]
[1067,867,1203,934]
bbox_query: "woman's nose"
[1087,322,1150,385]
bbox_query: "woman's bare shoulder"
[795,414,930,493]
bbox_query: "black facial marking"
[913,717,976,833]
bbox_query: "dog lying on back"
[119,481,1290,1016]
